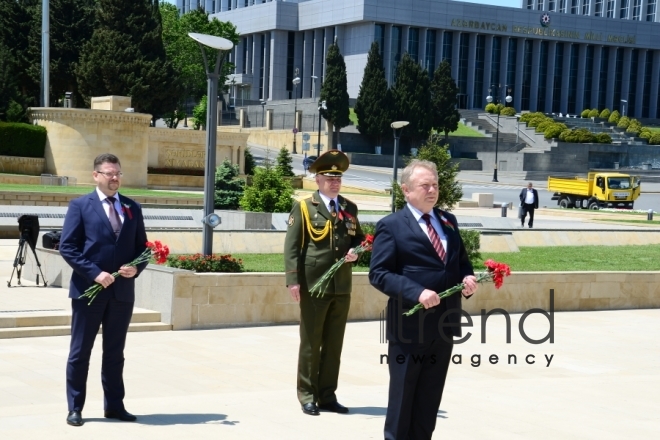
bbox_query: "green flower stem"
[309,243,371,297]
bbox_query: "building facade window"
[473,35,485,108]
[594,0,603,16]
[583,45,594,109]
[620,0,630,18]
[521,39,533,111]
[613,48,624,112]
[490,36,501,87]
[538,41,549,111]
[506,38,518,96]
[549,0,556,12]
[606,0,615,17]
[259,34,265,100]
[571,0,579,14]
[286,32,295,95]
[526,0,534,9]
[629,49,639,116]
[375,24,385,59]
[560,0,567,13]
[242,37,248,74]
[553,43,564,113]
[408,28,420,63]
[647,0,657,21]
[442,31,453,66]
[537,0,544,10]
[642,51,654,117]
[457,33,469,95]
[632,0,642,20]
[568,44,579,114]
[582,0,590,15]
[425,30,437,77]
[598,47,609,109]
[390,26,402,83]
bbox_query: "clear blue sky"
[163,0,522,8]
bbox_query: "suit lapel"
[89,191,115,237]
[403,207,444,265]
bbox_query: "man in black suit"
[369,159,478,440]
[59,153,148,427]
[519,182,539,228]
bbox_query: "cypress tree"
[354,41,393,149]
[391,52,432,148]
[76,0,180,119]
[430,60,460,143]
[319,42,350,149]
[276,147,295,177]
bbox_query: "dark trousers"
[521,203,535,226]
[297,292,350,405]
[384,336,454,440]
[66,294,133,412]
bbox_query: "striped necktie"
[422,213,446,263]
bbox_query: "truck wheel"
[588,201,599,210]
[559,198,570,209]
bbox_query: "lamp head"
[505,95,513,103]
[292,77,301,86]
[203,213,222,228]
[188,32,234,50]
[391,121,410,129]
[486,95,493,103]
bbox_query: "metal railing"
[40,174,76,186]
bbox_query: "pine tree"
[354,42,393,149]
[276,147,295,177]
[430,60,460,143]
[0,0,37,107]
[240,167,294,213]
[391,52,432,148]
[76,0,180,119]
[214,160,245,210]
[319,42,350,149]
[243,147,256,176]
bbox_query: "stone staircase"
[0,308,171,339]
[460,110,520,144]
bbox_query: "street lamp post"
[317,100,327,157]
[292,76,301,154]
[311,75,318,99]
[189,32,234,256]
[486,84,512,183]
[621,99,627,117]
[41,0,49,107]
[260,100,266,128]
[391,121,409,213]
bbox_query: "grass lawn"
[447,122,484,138]
[232,244,660,273]
[591,219,660,226]
[646,127,660,132]
[0,183,203,199]
[349,108,359,125]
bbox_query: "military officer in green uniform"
[284,150,364,416]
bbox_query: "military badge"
[288,215,295,227]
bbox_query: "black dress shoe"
[66,411,83,426]
[301,403,320,416]
[318,401,349,414]
[104,409,137,422]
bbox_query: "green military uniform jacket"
[284,191,364,295]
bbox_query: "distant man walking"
[519,182,539,228]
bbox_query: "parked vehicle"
[548,172,641,210]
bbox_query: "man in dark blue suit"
[59,153,148,427]
[369,160,478,440]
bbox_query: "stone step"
[0,322,172,339]
[0,309,162,329]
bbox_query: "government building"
[177,0,660,120]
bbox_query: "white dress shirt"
[318,192,339,214]
[406,203,448,251]
[524,189,535,204]
[96,187,124,224]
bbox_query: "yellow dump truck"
[548,172,641,210]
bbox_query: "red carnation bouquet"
[309,234,374,298]
[79,240,170,305]
[404,259,511,316]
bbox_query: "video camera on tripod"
[8,214,48,287]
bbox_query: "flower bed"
[167,253,244,273]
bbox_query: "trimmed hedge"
[500,106,516,116]
[147,167,204,176]
[0,122,47,158]
[649,133,660,145]
[608,110,620,124]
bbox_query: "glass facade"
[490,36,501,88]
[375,24,385,59]
[259,34,265,100]
[647,0,657,21]
[549,0,556,11]
[632,0,642,20]
[628,49,639,115]
[597,47,609,109]
[521,39,533,111]
[620,0,630,19]
[390,26,402,83]
[571,0,579,14]
[553,43,564,113]
[286,32,295,94]
[568,44,579,114]
[425,30,436,77]
[442,32,453,66]
[583,45,594,109]
[538,41,549,111]
[560,0,568,13]
[642,51,654,117]
[506,38,518,98]
[473,35,485,108]
[457,33,469,95]
[607,0,615,17]
[408,28,420,63]
[242,37,248,74]
[613,48,624,112]
[594,0,603,16]
[582,0,590,15]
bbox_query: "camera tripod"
[8,232,48,287]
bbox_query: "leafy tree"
[393,133,462,211]
[354,42,392,148]
[240,165,294,213]
[76,0,180,121]
[192,95,207,130]
[276,147,295,177]
[430,60,460,143]
[391,52,432,148]
[214,160,244,210]
[0,42,21,121]
[0,0,37,105]
[244,147,256,175]
[319,43,350,149]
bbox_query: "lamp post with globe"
[486,84,512,183]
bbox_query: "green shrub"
[240,165,294,213]
[356,223,376,267]
[581,109,590,118]
[166,253,244,273]
[536,120,553,133]
[0,122,47,158]
[617,116,630,129]
[544,124,564,139]
[500,107,516,116]
[192,95,207,130]
[276,147,295,177]
[214,160,245,210]
[596,133,612,144]
[608,110,620,125]
[649,133,660,145]
[485,103,497,114]
[459,229,482,269]
[599,108,611,119]
[528,116,548,128]
[588,108,599,118]
[626,119,642,136]
[558,129,572,142]
[577,128,595,143]
[639,130,652,140]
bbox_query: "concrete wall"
[0,191,203,207]
[0,156,45,175]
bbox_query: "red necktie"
[106,196,122,238]
[422,213,446,263]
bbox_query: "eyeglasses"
[96,171,123,179]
